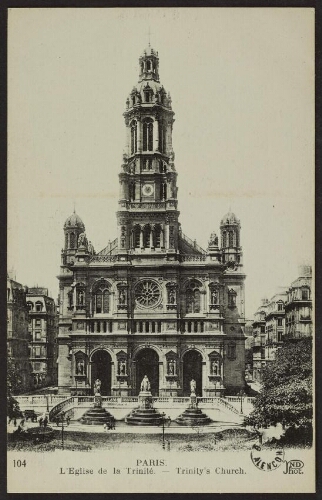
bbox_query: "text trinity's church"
[57,46,246,397]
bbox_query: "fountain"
[79,378,114,425]
[175,379,212,426]
[125,375,164,426]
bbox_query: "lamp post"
[161,412,166,449]
[240,390,244,414]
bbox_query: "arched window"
[35,301,43,312]
[146,60,151,71]
[94,286,110,314]
[143,225,151,248]
[158,122,166,153]
[27,302,33,311]
[160,183,167,200]
[221,231,226,248]
[65,233,68,248]
[131,121,137,154]
[229,231,234,247]
[70,232,76,248]
[129,182,135,201]
[143,119,153,151]
[153,225,162,248]
[186,280,202,314]
[134,226,141,248]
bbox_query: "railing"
[49,397,76,421]
[14,395,67,406]
[215,398,241,415]
[90,255,118,263]
[225,396,255,404]
[180,232,207,255]
[181,255,207,262]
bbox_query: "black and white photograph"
[7,7,315,494]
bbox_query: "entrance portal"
[135,348,159,396]
[91,350,112,396]
[183,350,203,396]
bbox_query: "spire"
[148,27,152,47]
[139,45,160,83]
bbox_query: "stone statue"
[94,378,101,395]
[78,232,88,248]
[190,378,196,395]
[88,241,95,255]
[169,289,175,304]
[119,289,126,305]
[168,360,175,375]
[77,360,84,375]
[211,289,218,304]
[211,360,219,375]
[119,360,126,375]
[140,375,151,392]
[209,232,218,247]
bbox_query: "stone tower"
[117,46,179,256]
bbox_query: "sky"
[8,8,314,318]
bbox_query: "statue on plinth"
[94,378,101,395]
[190,378,196,395]
[138,375,152,409]
[93,378,102,408]
[190,378,197,408]
[140,375,151,392]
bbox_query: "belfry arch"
[134,348,159,396]
[182,350,203,397]
[90,350,112,396]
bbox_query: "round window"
[135,280,161,308]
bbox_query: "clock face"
[142,184,154,197]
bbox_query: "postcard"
[7,7,315,494]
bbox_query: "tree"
[7,356,24,419]
[7,356,23,396]
[245,338,312,432]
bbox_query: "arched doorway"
[91,350,112,396]
[135,348,159,396]
[182,350,203,397]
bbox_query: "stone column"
[149,227,154,248]
[160,226,164,248]
[154,118,159,151]
[164,223,169,249]
[202,361,207,397]
[137,119,142,152]
[126,122,130,156]
[140,225,144,249]
[159,361,164,396]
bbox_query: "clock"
[142,184,154,197]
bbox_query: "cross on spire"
[147,27,152,47]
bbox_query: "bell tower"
[117,46,179,256]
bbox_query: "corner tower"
[117,46,179,255]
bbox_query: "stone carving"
[190,378,196,395]
[209,232,218,247]
[76,360,85,375]
[140,375,151,392]
[119,360,126,375]
[168,359,175,375]
[78,232,88,248]
[94,378,101,395]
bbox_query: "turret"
[220,211,242,268]
[62,211,86,264]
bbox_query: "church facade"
[57,46,246,397]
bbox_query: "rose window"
[135,280,161,308]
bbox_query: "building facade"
[27,288,58,389]
[284,265,312,341]
[252,265,312,383]
[57,46,246,397]
[7,276,32,393]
